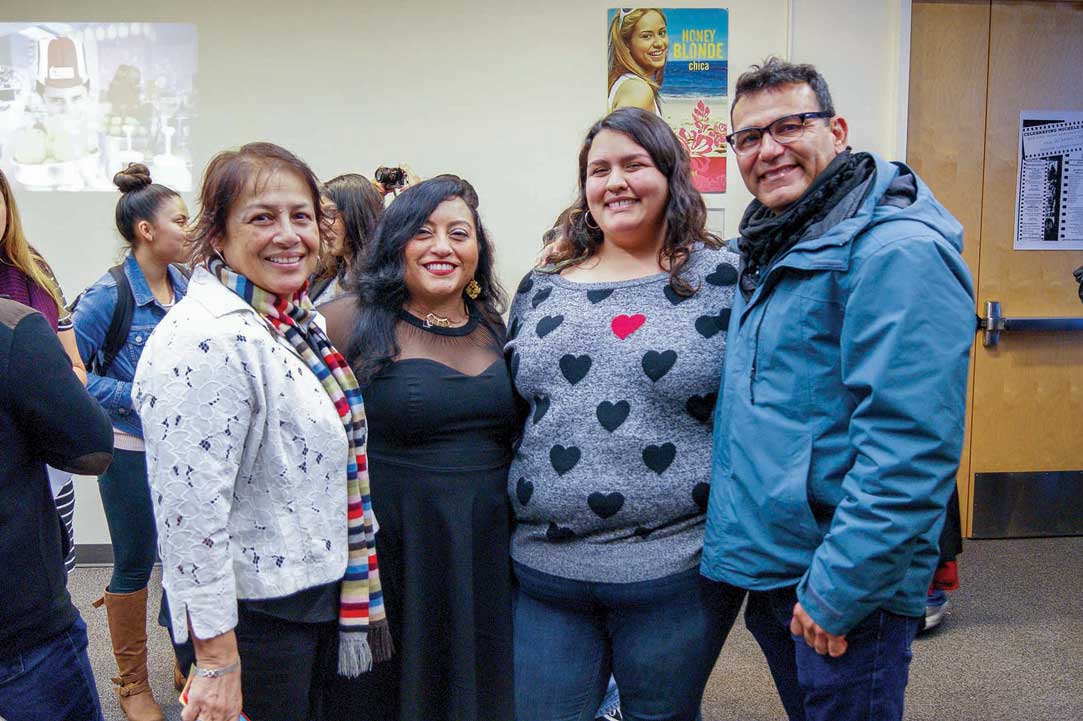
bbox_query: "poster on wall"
[0,22,197,192]
[1014,110,1083,251]
[606,8,728,193]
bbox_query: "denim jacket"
[72,254,188,438]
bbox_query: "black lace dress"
[321,300,516,721]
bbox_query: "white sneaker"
[924,593,951,631]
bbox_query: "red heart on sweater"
[611,314,646,340]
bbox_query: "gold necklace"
[406,303,468,329]
[423,312,452,328]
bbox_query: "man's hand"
[790,601,848,657]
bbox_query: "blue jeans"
[514,564,744,721]
[97,449,157,593]
[0,616,104,721]
[738,584,918,721]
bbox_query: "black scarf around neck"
[737,149,876,299]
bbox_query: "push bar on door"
[977,300,1083,347]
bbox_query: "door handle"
[977,300,1083,347]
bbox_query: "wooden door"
[908,1,1083,537]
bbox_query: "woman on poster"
[607,8,669,117]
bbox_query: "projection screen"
[0,22,197,191]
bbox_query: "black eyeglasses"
[726,111,833,156]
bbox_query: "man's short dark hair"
[732,57,835,118]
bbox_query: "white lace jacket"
[133,267,348,643]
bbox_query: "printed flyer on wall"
[0,22,197,191]
[606,8,728,193]
[1014,110,1083,251]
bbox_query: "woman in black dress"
[320,175,514,721]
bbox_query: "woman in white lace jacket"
[134,142,389,721]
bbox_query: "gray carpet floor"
[68,537,1082,721]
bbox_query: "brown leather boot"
[94,588,165,721]
[173,657,187,693]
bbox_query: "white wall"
[0,0,907,546]
[791,0,911,159]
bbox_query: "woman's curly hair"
[545,107,720,296]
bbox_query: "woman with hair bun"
[71,162,190,721]
[607,8,669,116]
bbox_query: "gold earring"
[465,279,481,300]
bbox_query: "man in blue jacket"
[701,58,974,721]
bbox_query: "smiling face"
[402,196,479,309]
[629,11,668,73]
[216,169,320,296]
[146,195,189,265]
[584,129,669,249]
[731,82,848,213]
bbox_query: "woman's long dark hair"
[316,173,384,283]
[347,175,506,383]
[547,107,720,296]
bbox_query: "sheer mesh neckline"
[317,294,504,378]
[392,307,502,377]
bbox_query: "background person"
[310,173,384,306]
[71,163,191,721]
[607,8,668,116]
[920,489,963,632]
[0,166,86,575]
[508,107,744,721]
[700,58,974,721]
[134,142,390,721]
[321,174,514,721]
[0,298,114,721]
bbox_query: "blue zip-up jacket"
[72,253,189,438]
[701,154,975,635]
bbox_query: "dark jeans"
[0,616,104,721]
[737,584,919,721]
[234,604,338,721]
[514,564,744,721]
[97,449,157,593]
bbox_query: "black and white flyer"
[1014,111,1083,250]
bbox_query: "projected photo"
[0,22,196,191]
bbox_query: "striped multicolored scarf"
[209,257,392,676]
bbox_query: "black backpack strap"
[96,265,134,375]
